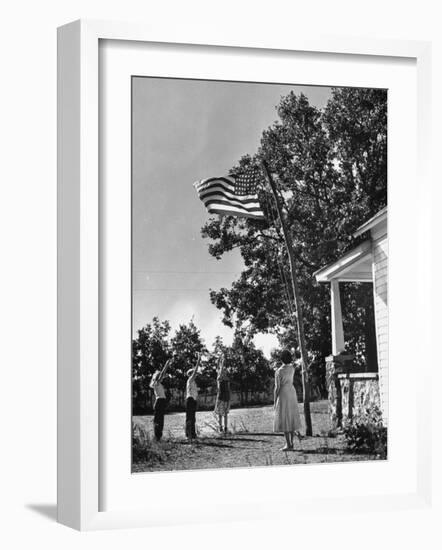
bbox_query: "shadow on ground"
[26,504,57,522]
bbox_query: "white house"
[314,207,388,425]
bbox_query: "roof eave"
[314,240,372,283]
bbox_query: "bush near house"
[342,405,387,458]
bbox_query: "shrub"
[132,423,150,462]
[132,423,169,465]
[343,406,387,458]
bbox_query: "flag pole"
[261,160,313,436]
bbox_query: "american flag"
[194,169,265,220]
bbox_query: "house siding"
[372,234,388,424]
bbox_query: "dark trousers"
[185,397,197,439]
[153,398,166,441]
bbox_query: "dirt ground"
[132,401,381,473]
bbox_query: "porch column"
[330,279,345,355]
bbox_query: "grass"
[132,401,384,473]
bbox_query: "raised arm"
[189,352,202,380]
[159,358,172,381]
[216,354,225,376]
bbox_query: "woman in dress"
[273,349,303,451]
[214,354,230,433]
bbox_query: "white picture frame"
[57,19,432,531]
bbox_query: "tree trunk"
[262,161,313,436]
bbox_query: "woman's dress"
[273,364,302,432]
[214,375,230,415]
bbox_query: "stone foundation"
[340,376,380,422]
[326,355,380,427]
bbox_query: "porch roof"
[314,240,373,283]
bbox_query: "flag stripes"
[194,172,265,220]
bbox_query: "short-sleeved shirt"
[186,378,198,400]
[150,374,166,400]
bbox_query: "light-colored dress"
[273,364,302,432]
[214,372,230,415]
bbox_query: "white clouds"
[253,332,279,358]
[160,297,234,348]
[154,297,278,358]
[133,281,279,359]
[163,298,197,331]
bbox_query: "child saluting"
[185,352,202,440]
[150,357,172,441]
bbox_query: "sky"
[132,77,332,357]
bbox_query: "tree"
[197,336,226,393]
[132,317,171,412]
[132,318,275,412]
[226,330,272,406]
[200,88,387,426]
[169,320,206,405]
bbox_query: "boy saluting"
[150,357,172,441]
[185,352,202,440]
